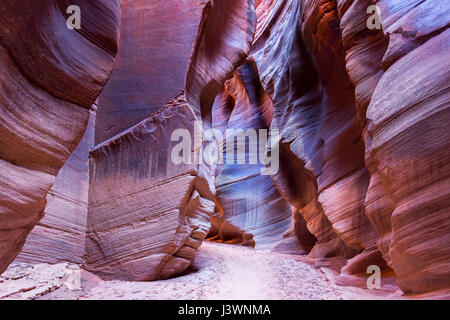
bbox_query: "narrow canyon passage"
[1,242,382,300]
[0,0,448,301]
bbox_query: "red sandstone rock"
[85,98,216,281]
[338,0,450,294]
[95,0,207,143]
[0,0,120,274]
[247,0,450,294]
[15,110,96,264]
[0,0,448,297]
[367,27,450,295]
[87,0,257,280]
[96,0,257,143]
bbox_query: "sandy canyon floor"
[0,242,397,300]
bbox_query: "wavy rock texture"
[357,0,449,294]
[88,0,256,280]
[207,61,292,249]
[85,99,215,281]
[1,0,448,297]
[244,0,449,295]
[337,0,392,269]
[332,0,450,294]
[96,0,256,143]
[15,110,96,264]
[0,0,120,274]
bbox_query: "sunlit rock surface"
[0,0,120,274]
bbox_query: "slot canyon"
[0,0,449,300]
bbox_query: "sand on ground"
[0,242,390,300]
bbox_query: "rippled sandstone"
[0,0,121,274]
[0,0,448,296]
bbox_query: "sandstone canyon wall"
[208,0,449,295]
[246,0,449,294]
[0,0,121,273]
[15,109,96,264]
[86,0,257,280]
[0,0,448,297]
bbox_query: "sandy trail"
[1,242,356,300]
[82,242,346,300]
[193,243,345,300]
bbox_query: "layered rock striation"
[244,0,450,294]
[0,0,448,296]
[85,98,216,280]
[86,0,257,280]
[208,61,292,249]
[15,109,96,264]
[0,0,121,274]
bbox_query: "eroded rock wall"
[249,0,370,264]
[0,0,120,274]
[242,0,449,294]
[95,0,207,143]
[208,62,292,249]
[15,109,96,264]
[85,98,216,280]
[87,0,257,280]
[202,2,449,296]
